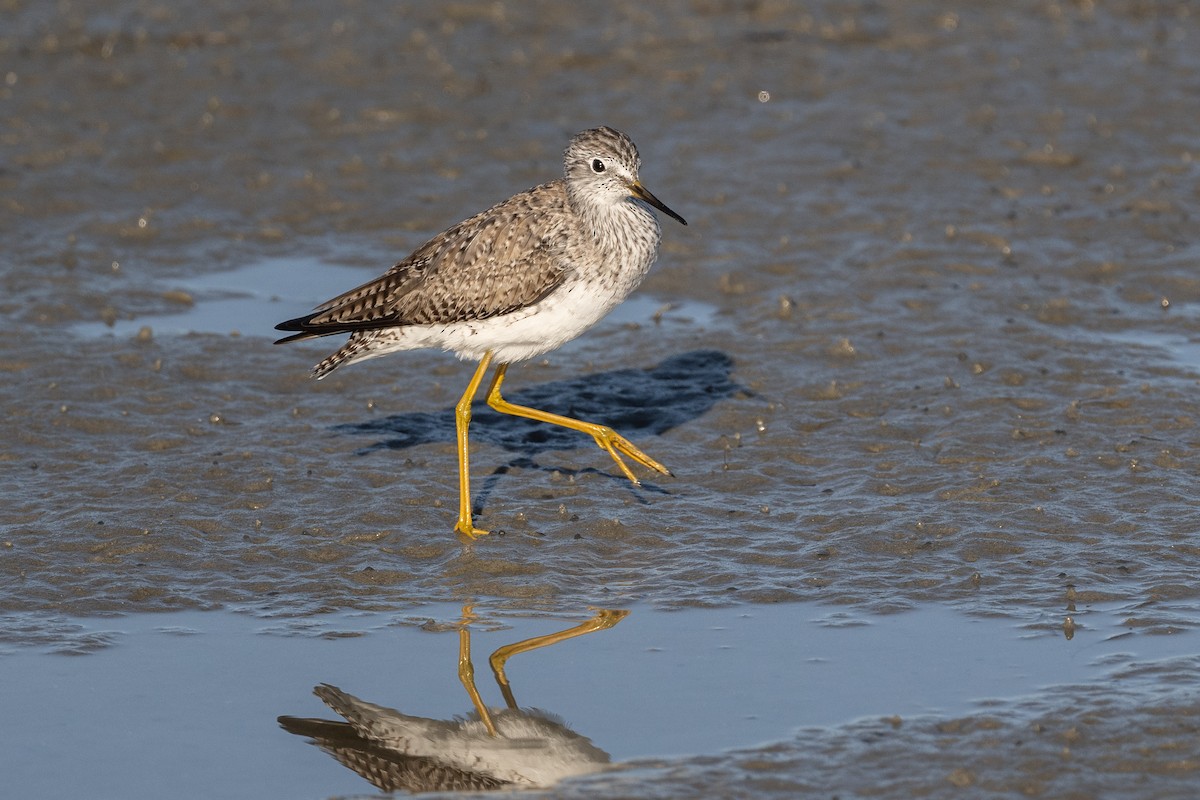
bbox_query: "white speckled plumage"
[275,126,684,375]
[309,683,610,788]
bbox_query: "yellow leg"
[454,353,495,538]
[484,364,670,486]
[488,609,630,709]
[456,606,498,737]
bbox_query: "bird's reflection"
[279,606,628,792]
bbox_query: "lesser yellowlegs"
[275,127,686,537]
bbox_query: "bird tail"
[314,683,449,750]
[274,311,376,379]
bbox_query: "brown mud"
[3,2,1199,797]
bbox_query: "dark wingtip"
[274,313,319,344]
[273,311,321,343]
[273,308,401,343]
[273,332,309,345]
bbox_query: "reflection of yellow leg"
[454,353,495,538]
[488,609,630,709]
[484,364,670,486]
[457,606,497,737]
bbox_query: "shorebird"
[275,127,686,537]
[278,608,628,791]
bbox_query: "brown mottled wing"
[277,716,510,793]
[275,181,569,342]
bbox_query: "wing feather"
[275,181,570,341]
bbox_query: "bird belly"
[441,280,629,363]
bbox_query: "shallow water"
[4,602,1196,798]
[3,1,1200,797]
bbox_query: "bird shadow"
[332,349,745,506]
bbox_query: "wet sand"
[3,1,1200,797]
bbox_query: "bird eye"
[591,158,605,173]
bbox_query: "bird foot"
[455,519,490,539]
[590,426,672,485]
